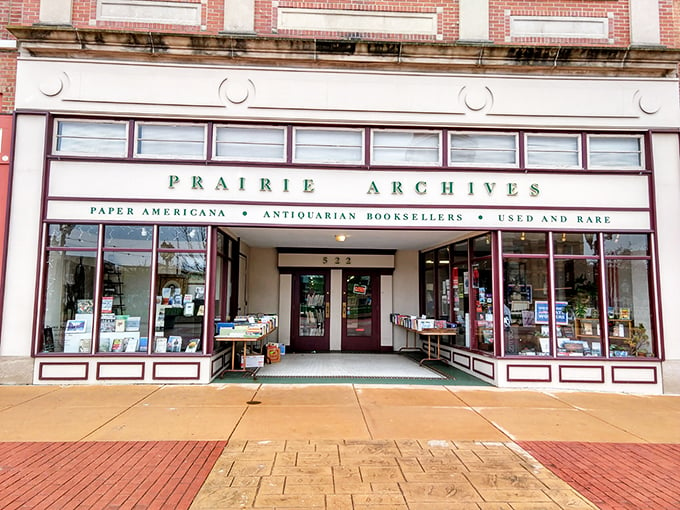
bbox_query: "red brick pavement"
[0,441,227,510]
[519,442,680,510]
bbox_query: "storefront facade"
[3,18,680,392]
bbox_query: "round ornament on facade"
[219,77,255,105]
[460,85,493,112]
[39,75,64,97]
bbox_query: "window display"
[39,224,208,356]
[41,225,99,353]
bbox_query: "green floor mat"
[212,351,491,386]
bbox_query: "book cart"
[214,316,278,378]
[214,327,278,377]
[391,314,457,366]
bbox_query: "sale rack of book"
[214,315,279,371]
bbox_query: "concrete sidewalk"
[0,384,678,509]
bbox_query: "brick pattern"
[191,439,597,509]
[520,441,680,510]
[0,441,227,510]
[11,1,680,45]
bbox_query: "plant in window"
[624,324,650,356]
[572,275,598,318]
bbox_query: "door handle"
[325,302,330,317]
[342,302,347,319]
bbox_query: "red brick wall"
[7,1,680,47]
[0,53,17,114]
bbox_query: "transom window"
[51,119,647,171]
[54,120,127,156]
[371,130,441,165]
[135,123,206,159]
[293,128,364,164]
[526,134,581,168]
[450,132,518,167]
[588,135,643,169]
[214,125,286,161]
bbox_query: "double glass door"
[290,269,381,352]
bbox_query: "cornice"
[6,25,680,78]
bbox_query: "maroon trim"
[611,364,658,384]
[96,361,145,380]
[558,364,605,383]
[211,352,229,376]
[152,361,201,380]
[452,351,471,369]
[0,114,15,343]
[646,132,665,361]
[506,363,552,383]
[472,357,495,380]
[38,361,89,381]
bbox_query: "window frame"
[53,119,129,157]
[134,121,208,160]
[525,133,583,169]
[586,134,645,170]
[292,126,365,165]
[448,131,519,169]
[370,128,442,167]
[212,124,287,163]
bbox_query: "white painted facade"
[3,28,680,392]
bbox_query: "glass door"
[290,270,330,352]
[341,270,381,352]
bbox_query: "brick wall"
[9,1,680,45]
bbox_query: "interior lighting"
[335,234,346,242]
[520,232,526,241]
[561,232,567,242]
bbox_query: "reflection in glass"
[299,275,326,336]
[554,259,602,357]
[155,253,206,353]
[473,260,495,352]
[104,225,152,249]
[502,232,547,254]
[345,275,373,337]
[503,258,550,355]
[603,233,648,256]
[606,259,653,357]
[42,251,97,353]
[158,226,207,251]
[98,253,151,353]
[48,224,99,248]
[553,232,599,256]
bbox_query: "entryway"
[289,269,383,353]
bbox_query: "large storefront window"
[41,225,99,353]
[421,231,656,360]
[155,226,207,353]
[604,234,654,357]
[39,224,208,355]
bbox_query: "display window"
[39,223,209,355]
[420,231,656,359]
[41,224,99,353]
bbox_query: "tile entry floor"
[255,353,445,379]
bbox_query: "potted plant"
[624,323,650,356]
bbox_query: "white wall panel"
[16,60,680,129]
